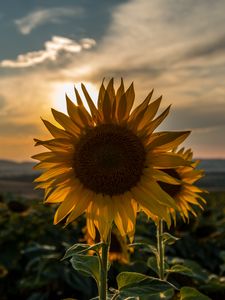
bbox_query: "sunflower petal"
[52,109,80,135]
[147,131,191,151]
[143,105,171,135]
[34,166,71,182]
[149,168,181,184]
[81,83,101,122]
[129,89,154,122]
[45,186,71,203]
[102,90,112,123]
[97,79,106,113]
[66,95,90,128]
[91,194,114,242]
[117,93,127,122]
[41,119,71,139]
[65,189,92,225]
[138,96,162,130]
[131,185,171,224]
[86,201,96,240]
[34,138,75,152]
[147,152,191,168]
[54,188,81,224]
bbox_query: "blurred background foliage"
[0,192,225,299]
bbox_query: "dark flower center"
[158,169,182,198]
[73,124,146,196]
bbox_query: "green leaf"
[70,254,100,283]
[168,258,209,282]
[116,272,175,299]
[147,256,159,275]
[117,290,174,300]
[219,250,225,262]
[167,264,193,276]
[117,272,147,289]
[180,287,211,300]
[62,242,103,260]
[129,242,157,255]
[162,233,179,245]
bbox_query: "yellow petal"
[92,194,114,242]
[141,179,177,209]
[147,152,191,168]
[147,131,191,151]
[66,95,90,128]
[129,89,153,123]
[117,93,127,122]
[45,186,72,203]
[102,90,112,123]
[143,105,171,135]
[148,168,181,185]
[51,109,80,136]
[124,82,135,119]
[131,185,170,224]
[32,152,56,162]
[65,189,92,225]
[113,192,136,240]
[97,80,106,114]
[33,161,63,170]
[128,90,153,130]
[54,188,81,224]
[34,138,75,152]
[41,119,71,139]
[106,78,115,106]
[86,201,96,240]
[81,83,101,122]
[115,78,125,105]
[138,96,162,130]
[34,166,71,182]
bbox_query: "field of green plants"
[0,191,225,300]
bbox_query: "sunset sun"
[51,81,99,114]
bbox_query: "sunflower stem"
[157,219,165,280]
[99,233,111,300]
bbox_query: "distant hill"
[0,159,37,178]
[0,160,40,198]
[0,159,224,197]
[198,159,225,173]
[197,159,225,191]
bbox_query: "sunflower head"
[33,78,191,241]
[157,148,207,222]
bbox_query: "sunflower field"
[0,191,225,300]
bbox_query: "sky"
[0,0,225,161]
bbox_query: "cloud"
[0,121,39,136]
[0,36,96,68]
[81,0,225,80]
[1,0,225,160]
[0,95,6,109]
[14,7,83,35]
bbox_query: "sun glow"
[51,81,99,114]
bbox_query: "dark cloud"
[0,0,129,61]
[0,95,6,109]
[0,120,39,136]
[162,103,225,130]
[184,34,225,60]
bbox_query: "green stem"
[99,234,111,300]
[157,219,165,280]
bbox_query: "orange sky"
[0,0,225,161]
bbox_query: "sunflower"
[33,78,191,242]
[157,148,206,222]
